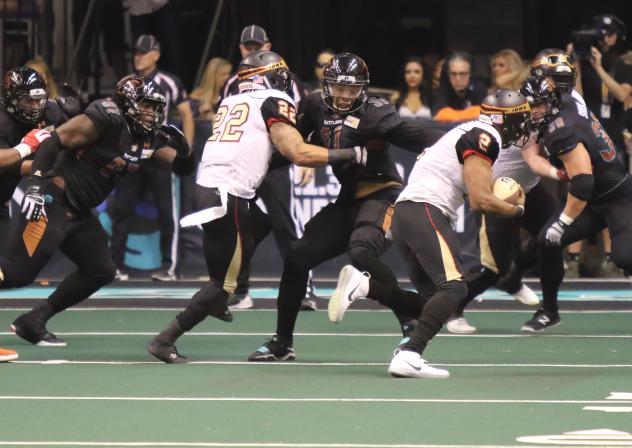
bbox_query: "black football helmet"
[520,76,560,134]
[321,52,369,114]
[1,66,48,125]
[237,50,293,95]
[480,89,531,148]
[114,75,166,136]
[529,49,576,93]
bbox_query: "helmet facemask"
[322,77,368,114]
[12,89,48,125]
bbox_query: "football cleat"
[10,314,66,347]
[511,284,540,306]
[147,339,188,364]
[446,316,477,334]
[151,270,178,281]
[0,347,18,362]
[328,265,369,323]
[248,335,295,362]
[228,293,253,310]
[388,350,449,379]
[521,308,561,333]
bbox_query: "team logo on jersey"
[344,116,360,129]
[478,132,491,152]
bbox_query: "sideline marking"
[0,396,631,404]
[1,331,632,339]
[0,442,536,447]
[9,360,632,368]
[517,429,632,446]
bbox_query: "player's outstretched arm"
[463,155,525,218]
[151,125,196,176]
[521,141,568,180]
[270,121,366,167]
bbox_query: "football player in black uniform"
[0,66,68,361]
[5,75,196,347]
[248,52,444,361]
[0,67,68,224]
[521,63,632,332]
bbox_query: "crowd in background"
[4,5,632,281]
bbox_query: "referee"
[109,34,195,281]
[220,25,317,311]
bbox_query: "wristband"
[15,143,32,159]
[514,204,525,218]
[559,212,574,226]
[548,166,559,179]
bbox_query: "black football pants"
[538,179,632,313]
[0,181,116,319]
[275,191,399,342]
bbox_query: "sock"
[568,253,580,262]
[604,252,612,262]
[29,301,58,322]
[155,319,186,346]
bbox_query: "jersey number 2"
[209,103,250,142]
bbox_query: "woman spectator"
[431,52,487,122]
[188,57,232,122]
[490,49,528,91]
[391,56,432,119]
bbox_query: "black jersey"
[541,92,627,199]
[298,92,442,201]
[0,101,67,203]
[50,99,156,211]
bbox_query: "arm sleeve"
[260,97,297,132]
[30,131,61,177]
[455,127,500,165]
[384,119,445,153]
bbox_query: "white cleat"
[328,265,369,323]
[511,284,540,306]
[446,317,477,334]
[388,350,449,379]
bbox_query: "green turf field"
[1,308,631,447]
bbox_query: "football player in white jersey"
[328,89,532,378]
[147,51,369,363]
[449,51,576,334]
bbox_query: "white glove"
[545,214,574,247]
[22,181,46,222]
[353,146,368,166]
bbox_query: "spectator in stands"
[109,34,194,281]
[391,56,432,119]
[306,49,336,92]
[490,49,528,91]
[431,58,445,90]
[189,57,232,122]
[431,52,487,122]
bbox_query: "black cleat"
[521,308,561,333]
[147,339,188,364]
[10,314,66,347]
[248,335,295,362]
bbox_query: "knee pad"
[438,280,468,304]
[347,243,377,271]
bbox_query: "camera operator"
[572,15,632,158]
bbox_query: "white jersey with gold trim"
[397,120,502,225]
[196,89,295,199]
